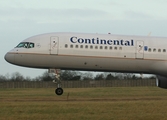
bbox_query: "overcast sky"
[1,0,167,78]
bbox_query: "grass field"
[0,87,167,120]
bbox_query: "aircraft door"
[50,36,59,55]
[136,41,144,59]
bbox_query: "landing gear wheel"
[55,88,63,95]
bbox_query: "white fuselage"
[4,32,167,77]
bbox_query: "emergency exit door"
[136,41,144,59]
[50,36,59,55]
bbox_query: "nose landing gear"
[49,69,63,95]
[55,88,63,95]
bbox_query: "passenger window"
[153,48,156,52]
[114,47,117,50]
[100,46,103,49]
[119,47,122,50]
[65,44,68,48]
[163,49,166,52]
[76,45,78,48]
[144,46,148,51]
[80,45,83,48]
[109,46,112,50]
[95,46,98,49]
[85,45,88,49]
[105,46,107,50]
[90,45,93,49]
[70,45,73,48]
[158,49,161,52]
[148,48,151,52]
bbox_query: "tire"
[55,88,63,95]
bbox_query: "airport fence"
[0,79,156,88]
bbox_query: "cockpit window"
[29,43,34,48]
[16,42,35,48]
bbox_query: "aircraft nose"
[4,52,15,64]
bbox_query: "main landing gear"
[49,69,63,95]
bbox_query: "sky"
[1,0,167,78]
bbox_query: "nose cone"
[4,52,15,64]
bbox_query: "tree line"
[0,70,156,82]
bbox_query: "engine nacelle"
[156,76,167,89]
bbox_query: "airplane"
[4,32,167,95]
